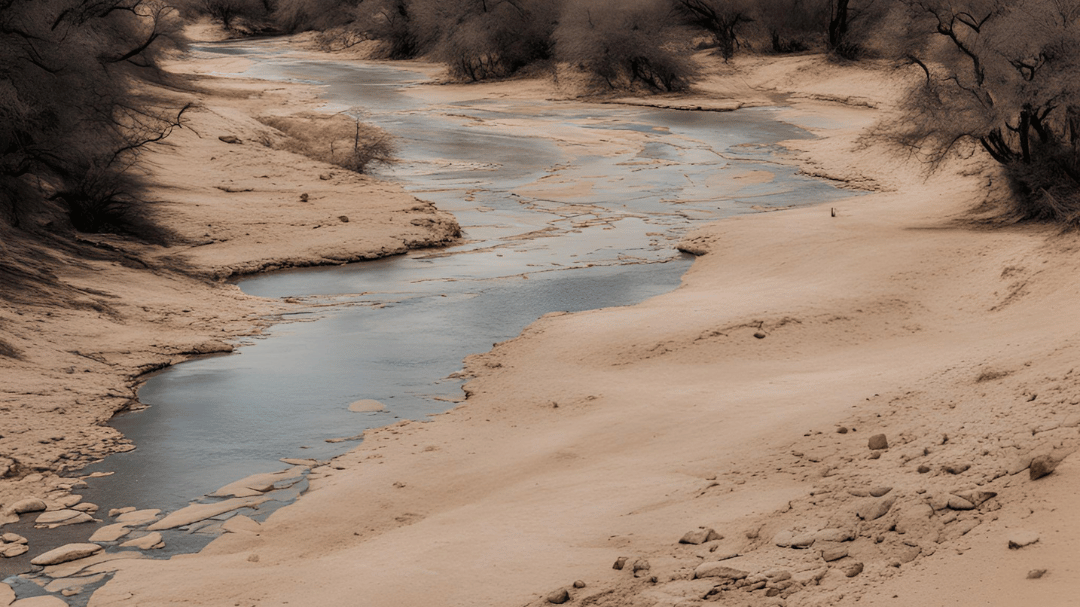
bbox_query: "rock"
[632,559,651,573]
[947,496,975,510]
[211,467,305,498]
[773,530,794,547]
[837,427,849,434]
[221,515,261,534]
[897,545,921,563]
[35,509,85,524]
[1029,455,1058,480]
[55,495,82,508]
[72,503,98,513]
[120,532,163,550]
[115,509,160,525]
[942,463,971,475]
[41,512,94,528]
[147,498,268,531]
[8,499,47,514]
[694,562,749,580]
[612,556,629,570]
[868,434,889,450]
[89,523,132,543]
[1008,455,1035,476]
[44,573,105,594]
[109,507,136,517]
[679,527,721,545]
[869,486,893,497]
[1,533,27,544]
[857,495,897,521]
[1008,530,1040,549]
[790,532,817,548]
[348,399,386,412]
[11,598,69,607]
[0,582,13,606]
[546,589,570,604]
[821,546,848,562]
[1027,569,1048,579]
[573,580,586,589]
[928,493,952,511]
[843,562,864,577]
[917,465,931,474]
[30,543,103,566]
[338,215,349,223]
[954,490,996,507]
[218,135,242,144]
[2,544,28,558]
[814,528,855,543]
[753,331,767,339]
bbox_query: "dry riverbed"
[3,35,1079,607]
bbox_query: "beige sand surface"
[4,38,1078,606]
[72,51,1080,607]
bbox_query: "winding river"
[3,39,857,601]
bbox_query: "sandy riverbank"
[5,37,1079,607]
[0,45,459,520]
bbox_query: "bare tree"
[671,0,754,61]
[889,0,1080,223]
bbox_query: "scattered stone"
[35,509,84,525]
[1027,569,1048,579]
[837,427,849,434]
[2,533,27,544]
[0,582,13,606]
[218,135,242,144]
[2,544,28,558]
[1029,455,1058,480]
[814,528,855,543]
[857,495,897,521]
[917,465,931,474]
[1008,530,1040,549]
[55,495,82,508]
[89,523,132,543]
[148,497,268,531]
[120,532,163,550]
[694,562,749,580]
[843,562,864,577]
[868,434,889,450]
[680,527,721,545]
[109,507,136,517]
[30,543,103,566]
[299,193,309,202]
[115,509,160,525]
[546,588,570,604]
[870,486,893,497]
[8,499,47,514]
[221,515,261,534]
[954,490,997,507]
[632,559,651,575]
[942,463,971,475]
[868,451,882,460]
[612,556,628,570]
[790,532,817,548]
[821,546,848,562]
[72,503,98,513]
[573,580,586,589]
[349,399,386,412]
[338,215,349,223]
[947,496,975,511]
[753,331,766,339]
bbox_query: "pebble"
[612,556,628,570]
[870,486,893,497]
[946,496,975,510]
[632,558,651,575]
[120,532,164,550]
[573,580,586,589]
[868,434,889,450]
[546,588,570,604]
[1027,569,1048,579]
[679,527,721,545]
[1029,455,1058,480]
[942,463,971,475]
[1008,530,1040,549]
[843,562,864,577]
[821,546,848,562]
[694,562,749,580]
[30,543,103,566]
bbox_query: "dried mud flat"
[3,38,1079,607]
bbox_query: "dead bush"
[258,113,396,173]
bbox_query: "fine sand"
[4,39,1079,607]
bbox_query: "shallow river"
[5,40,856,596]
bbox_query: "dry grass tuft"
[257,113,395,174]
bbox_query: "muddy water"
[52,40,854,579]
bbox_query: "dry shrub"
[258,113,396,173]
